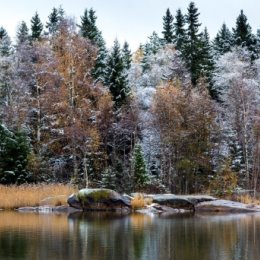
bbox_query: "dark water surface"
[0,211,260,260]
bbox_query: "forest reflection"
[0,212,260,260]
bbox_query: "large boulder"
[68,188,131,211]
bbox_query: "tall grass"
[131,193,153,210]
[0,184,77,210]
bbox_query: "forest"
[0,2,259,195]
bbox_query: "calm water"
[0,211,260,260]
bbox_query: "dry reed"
[131,193,153,210]
[0,184,77,210]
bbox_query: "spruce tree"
[133,143,148,190]
[232,10,257,57]
[16,21,29,45]
[122,41,132,70]
[79,8,102,46]
[173,8,186,51]
[0,124,31,184]
[92,37,108,83]
[100,167,116,190]
[162,8,174,44]
[0,27,11,56]
[46,7,64,35]
[31,12,43,40]
[104,39,129,109]
[213,23,233,56]
[233,10,252,46]
[182,2,202,85]
[198,28,216,98]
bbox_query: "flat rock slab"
[195,199,260,213]
[146,194,216,211]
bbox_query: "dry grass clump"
[131,193,153,210]
[232,194,260,206]
[0,184,77,210]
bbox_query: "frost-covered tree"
[213,23,233,56]
[16,21,29,45]
[213,47,260,188]
[31,12,43,40]
[162,8,174,44]
[46,6,64,36]
[0,123,31,184]
[104,39,129,109]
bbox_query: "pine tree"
[182,2,202,85]
[162,8,174,44]
[104,39,129,109]
[122,41,132,70]
[79,8,103,46]
[31,12,43,40]
[213,23,233,56]
[173,8,186,50]
[92,37,108,83]
[0,27,12,56]
[100,167,116,190]
[0,124,31,184]
[16,21,29,45]
[232,10,257,57]
[133,143,148,190]
[46,7,64,35]
[198,28,216,98]
[233,10,252,46]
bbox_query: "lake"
[0,211,260,260]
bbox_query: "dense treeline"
[0,3,259,195]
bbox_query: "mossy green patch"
[77,189,113,203]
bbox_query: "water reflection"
[0,211,260,260]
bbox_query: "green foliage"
[133,143,149,190]
[182,1,203,85]
[173,9,186,50]
[46,7,64,35]
[213,23,233,56]
[210,160,238,196]
[162,8,174,44]
[122,41,132,70]
[100,167,116,190]
[104,39,129,109]
[31,12,43,40]
[0,124,32,184]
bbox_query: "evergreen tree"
[100,167,116,190]
[213,23,233,56]
[0,28,12,56]
[182,2,202,85]
[31,12,43,40]
[0,27,7,40]
[104,39,129,109]
[198,28,216,98]
[92,37,108,83]
[141,43,151,72]
[79,8,103,46]
[122,41,132,70]
[0,124,31,184]
[233,10,252,46]
[133,143,148,190]
[162,8,174,44]
[173,8,186,50]
[46,7,64,35]
[16,21,29,45]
